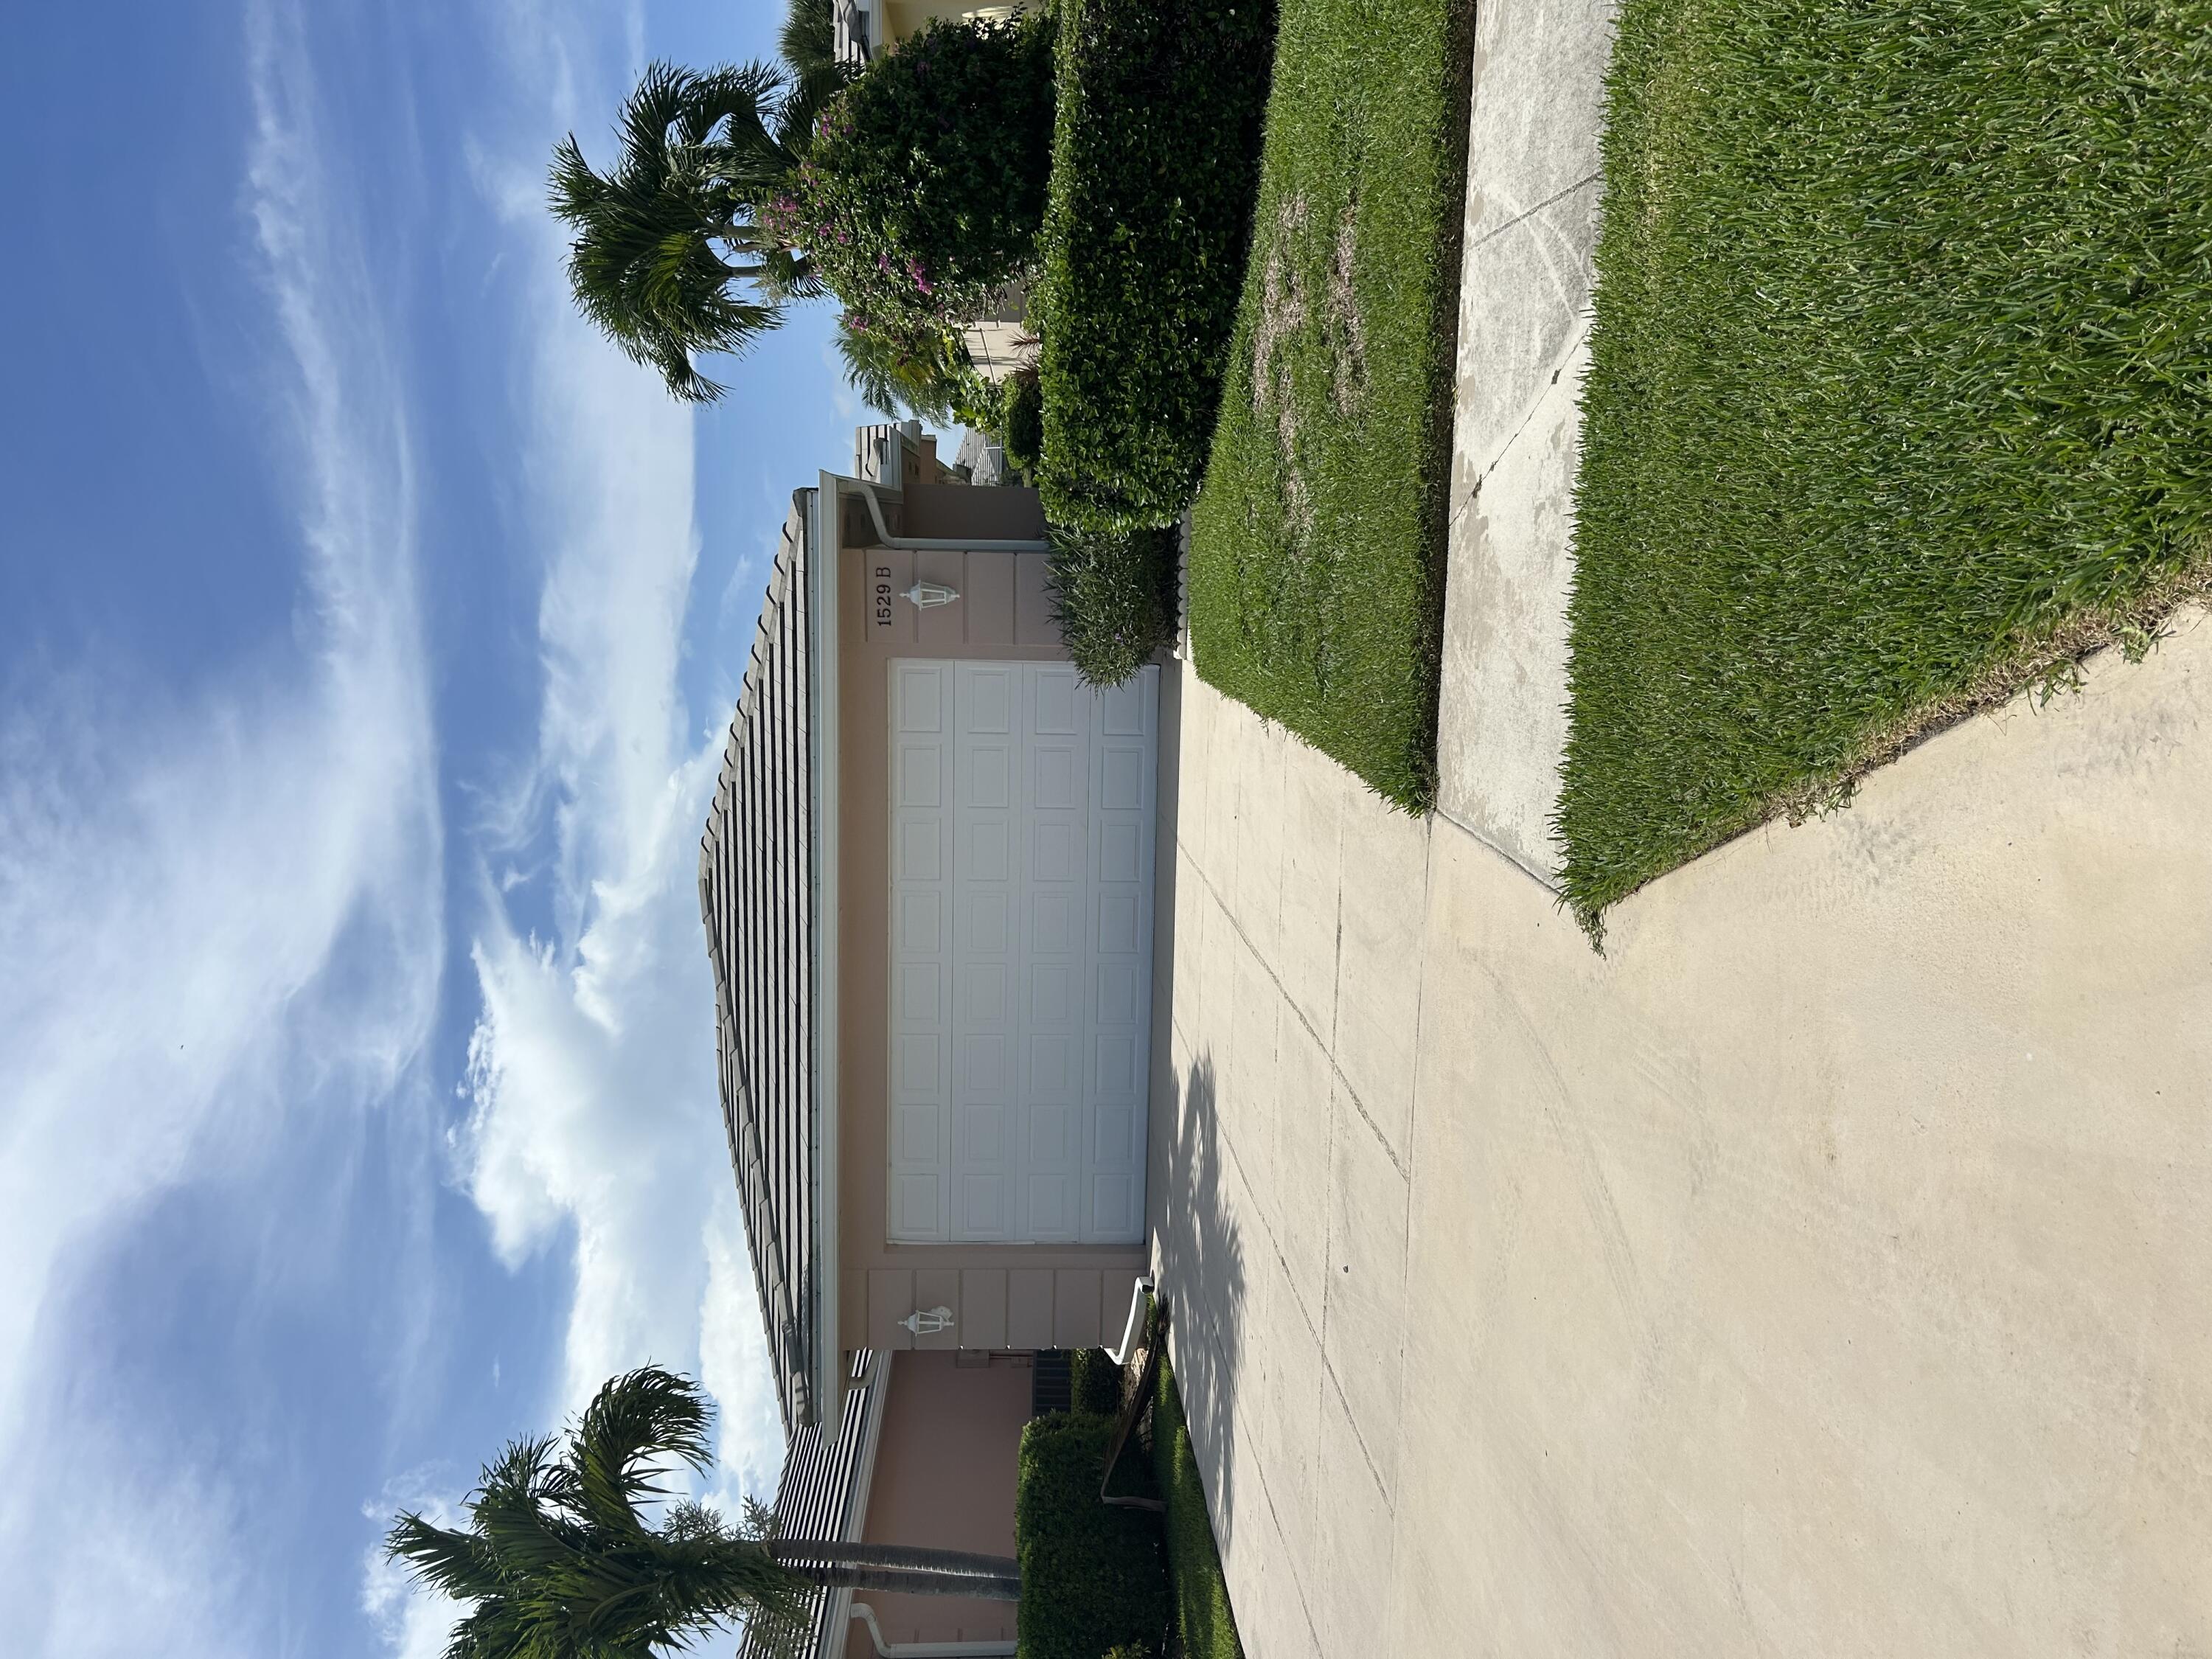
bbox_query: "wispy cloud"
[444,10,785,1521]
[0,0,442,1650]
[362,1480,467,1659]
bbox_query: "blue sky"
[0,1,900,1652]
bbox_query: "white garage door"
[888,660,1158,1244]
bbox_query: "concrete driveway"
[1144,610,2212,1656]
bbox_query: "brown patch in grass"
[1251,193,1313,534]
[1326,197,1367,416]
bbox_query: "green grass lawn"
[1186,0,1474,811]
[1150,1353,1242,1659]
[1559,0,2212,927]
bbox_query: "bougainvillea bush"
[771,14,1057,327]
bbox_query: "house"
[700,422,1164,1658]
[832,1,1023,66]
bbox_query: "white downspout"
[834,476,1051,554]
[1107,1276,1157,1366]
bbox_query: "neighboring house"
[832,1,1023,65]
[953,426,1010,487]
[703,422,1161,1658]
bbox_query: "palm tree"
[550,62,820,403]
[835,315,988,426]
[386,1367,1018,1659]
[777,0,858,154]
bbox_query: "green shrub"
[1046,522,1180,686]
[1068,1346,1124,1416]
[837,311,997,425]
[1017,1414,1169,1659]
[779,15,1057,327]
[1001,369,1044,473]
[1033,0,1277,530]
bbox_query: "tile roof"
[700,490,821,1435]
[741,1349,883,1659]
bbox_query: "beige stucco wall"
[832,481,1149,1362]
[845,1350,1032,1654]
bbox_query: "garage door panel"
[1099,820,1141,884]
[956,1099,1008,1160]
[895,1103,942,1164]
[897,891,941,953]
[1032,669,1079,734]
[1100,678,1147,735]
[962,664,1014,733]
[896,817,942,883]
[893,1032,942,1096]
[1028,1033,1077,1099]
[891,661,1155,1245]
[896,962,941,1024]
[1029,962,1076,1025]
[958,890,1009,954]
[893,1172,943,1239]
[965,745,1012,809]
[1031,746,1079,810]
[1090,1174,1136,1239]
[1093,1032,1138,1096]
[897,744,944,807]
[1029,1175,1075,1240]
[1096,891,1141,956]
[1099,745,1147,813]
[1028,1103,1076,1164]
[1032,821,1082,883]
[895,664,944,732]
[959,961,1008,1025]
[1031,892,1082,956]
[1096,961,1138,1025]
[959,1173,1009,1239]
[961,818,1011,882]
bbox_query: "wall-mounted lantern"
[898,1305,955,1338]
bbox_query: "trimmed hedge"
[1001,369,1044,473]
[1032,0,1277,530]
[1068,1346,1124,1416]
[1046,522,1180,686]
[781,15,1057,327]
[1017,1414,1170,1659]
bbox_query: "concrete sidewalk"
[1147,611,2212,1657]
[1436,0,1618,882]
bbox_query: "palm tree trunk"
[781,1561,1020,1599]
[766,1540,1020,1601]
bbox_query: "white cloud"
[443,6,785,1530]
[363,1481,467,1659]
[0,1,442,1652]
[37,1435,251,1658]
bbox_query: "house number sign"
[873,566,894,629]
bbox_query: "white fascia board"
[811,474,844,1430]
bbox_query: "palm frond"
[773,0,858,156]
[385,1513,507,1604]
[779,0,839,81]
[566,1366,714,1537]
[677,61,790,157]
[548,58,806,401]
[383,1368,818,1659]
